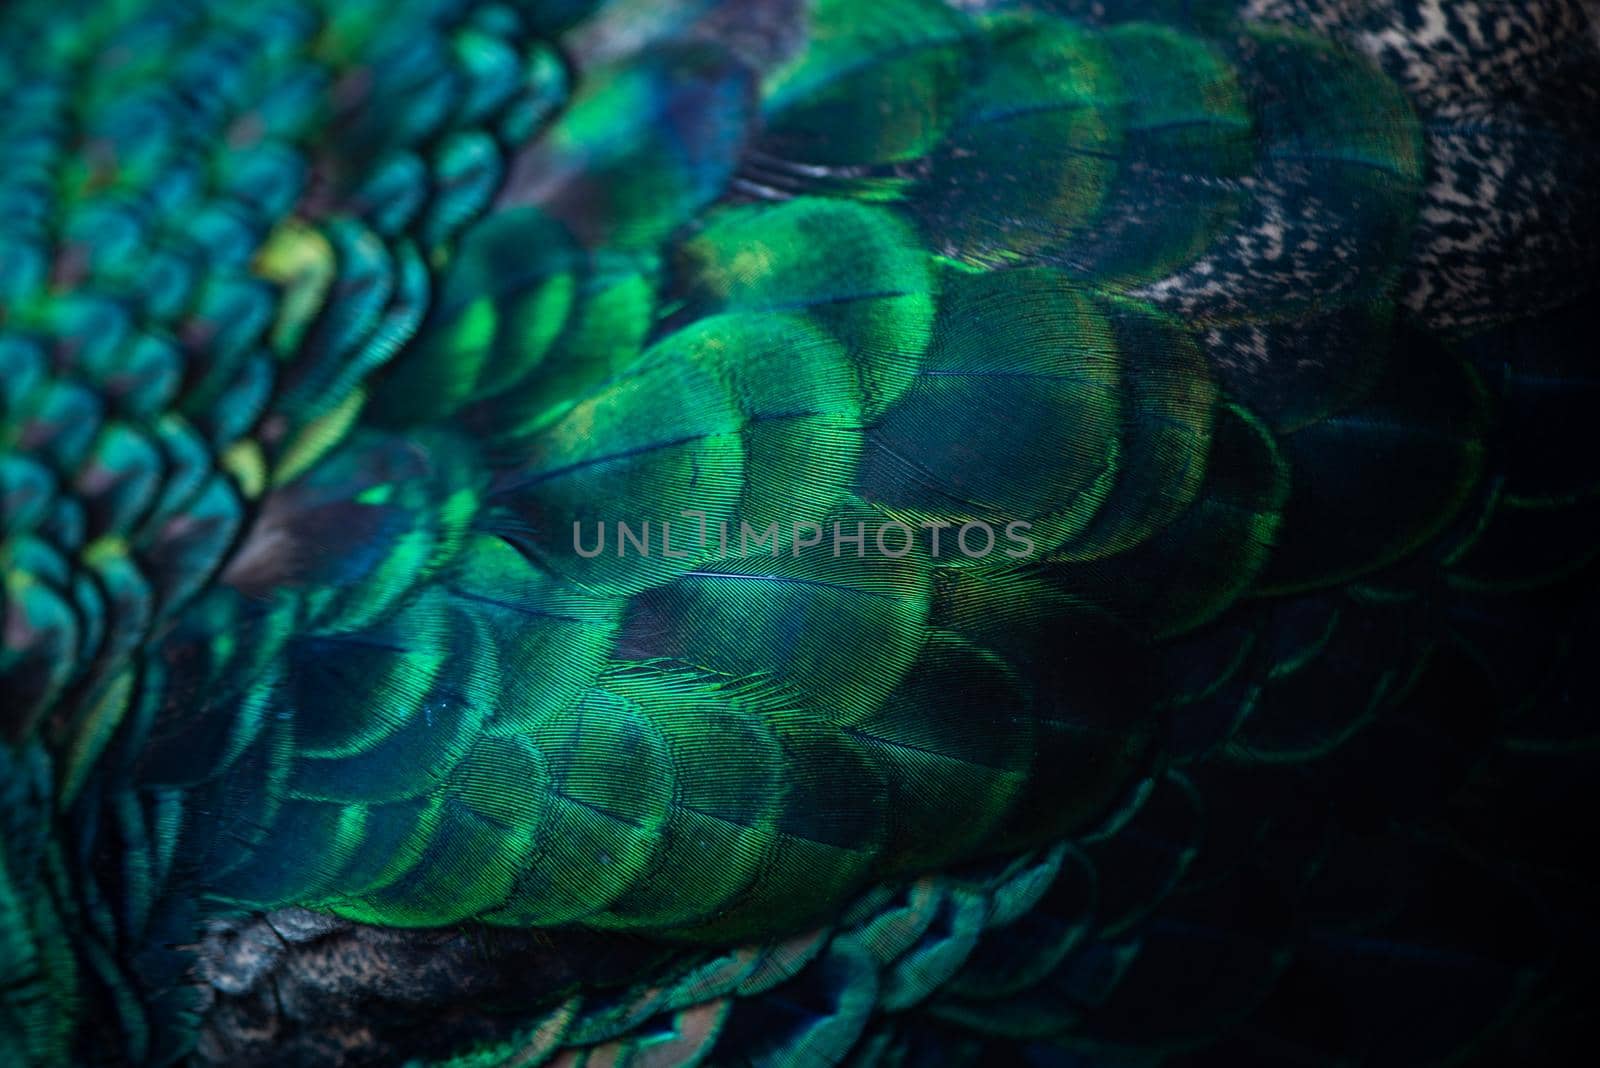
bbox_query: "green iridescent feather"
[3,1,1598,1066]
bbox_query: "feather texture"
[3,1,1599,1065]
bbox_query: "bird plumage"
[2,0,1598,1064]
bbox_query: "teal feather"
[2,2,1598,1066]
[758,0,974,171]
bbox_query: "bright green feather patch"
[76,7,1484,1025]
[209,658,897,936]
[650,311,864,532]
[368,207,582,426]
[616,495,936,727]
[671,197,936,418]
[171,8,1241,945]
[759,0,975,170]
[484,348,748,595]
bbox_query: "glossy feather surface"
[3,1,1599,1065]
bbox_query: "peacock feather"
[3,0,1599,1064]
